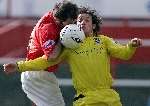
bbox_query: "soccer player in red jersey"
[13,1,78,106]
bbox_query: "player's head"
[77,7,102,37]
[54,1,78,27]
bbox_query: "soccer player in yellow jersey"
[4,7,142,106]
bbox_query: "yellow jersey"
[17,35,136,94]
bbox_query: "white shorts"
[21,71,65,106]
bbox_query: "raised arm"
[3,49,67,74]
[104,36,142,60]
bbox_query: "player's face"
[77,13,93,37]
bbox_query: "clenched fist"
[3,63,18,74]
[130,38,142,47]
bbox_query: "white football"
[60,24,85,49]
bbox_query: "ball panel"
[60,24,85,49]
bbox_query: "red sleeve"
[38,23,60,57]
[26,27,44,60]
[26,12,52,60]
[27,12,60,72]
[38,23,61,72]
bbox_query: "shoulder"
[37,11,55,28]
[97,35,110,39]
[96,35,109,41]
[40,11,53,22]
[96,35,115,45]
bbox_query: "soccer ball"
[60,24,85,49]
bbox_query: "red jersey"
[27,11,61,72]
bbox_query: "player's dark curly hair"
[54,1,78,22]
[79,7,102,36]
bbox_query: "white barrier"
[59,79,150,87]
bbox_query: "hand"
[3,63,18,74]
[130,38,142,47]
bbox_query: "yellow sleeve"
[17,56,52,72]
[103,36,136,60]
[17,49,67,72]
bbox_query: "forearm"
[121,43,136,60]
[110,43,137,60]
[17,56,57,72]
[17,48,66,72]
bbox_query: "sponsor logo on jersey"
[43,39,55,49]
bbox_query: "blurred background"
[0,0,150,106]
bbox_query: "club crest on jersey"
[94,38,101,44]
[43,40,55,49]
